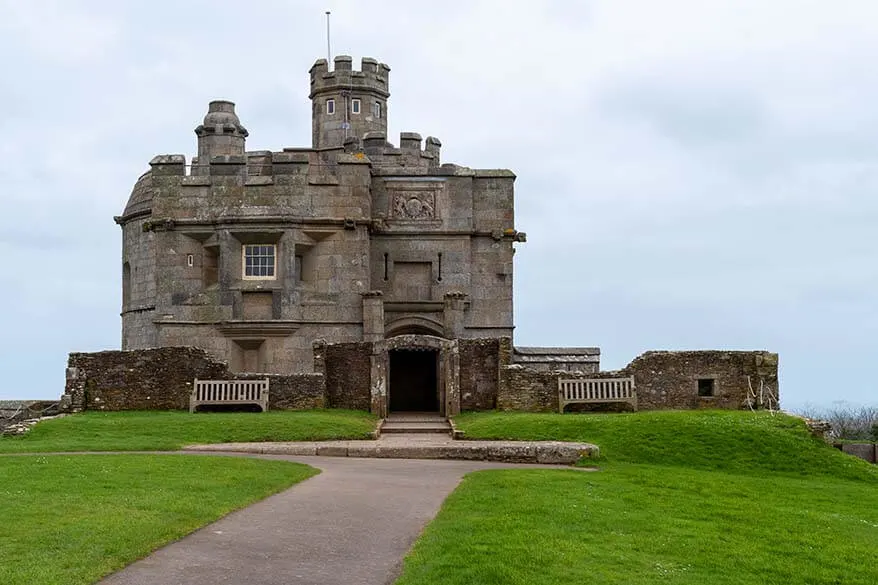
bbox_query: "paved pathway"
[99,454,576,585]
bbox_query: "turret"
[310,56,390,149]
[194,100,249,162]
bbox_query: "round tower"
[309,56,390,149]
[194,100,249,160]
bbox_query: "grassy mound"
[398,411,878,584]
[0,454,316,585]
[454,410,877,480]
[0,409,377,453]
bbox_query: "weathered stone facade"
[116,56,524,380]
[70,54,782,416]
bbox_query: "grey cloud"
[0,1,876,409]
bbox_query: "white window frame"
[242,244,277,280]
[373,101,381,119]
[326,99,335,115]
[351,98,361,115]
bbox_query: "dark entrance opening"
[389,349,439,412]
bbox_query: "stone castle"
[63,55,779,415]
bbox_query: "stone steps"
[380,413,452,436]
[381,422,452,434]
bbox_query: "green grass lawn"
[453,410,877,480]
[0,454,316,585]
[0,409,377,453]
[395,411,878,585]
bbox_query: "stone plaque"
[391,192,436,220]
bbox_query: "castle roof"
[123,170,154,218]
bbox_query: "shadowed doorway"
[389,349,439,412]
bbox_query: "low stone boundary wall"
[315,341,372,410]
[499,366,631,412]
[499,350,779,412]
[237,372,325,410]
[625,350,779,410]
[65,347,326,411]
[459,338,502,410]
[837,443,877,464]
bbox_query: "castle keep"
[65,55,779,415]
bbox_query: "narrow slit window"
[243,244,277,280]
[437,252,443,282]
[326,99,335,115]
[373,101,381,119]
[295,255,303,283]
[122,262,131,307]
[383,253,389,281]
[187,254,194,267]
[351,98,361,114]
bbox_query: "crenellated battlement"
[140,147,372,189]
[309,56,391,99]
[361,132,442,169]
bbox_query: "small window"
[373,101,381,119]
[351,98,361,114]
[326,99,335,115]
[242,244,276,280]
[294,255,303,283]
[186,254,194,267]
[698,378,715,397]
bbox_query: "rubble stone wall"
[323,342,373,411]
[65,347,326,411]
[624,351,779,410]
[458,338,500,410]
[498,350,779,413]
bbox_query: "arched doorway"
[379,334,458,417]
[384,316,444,338]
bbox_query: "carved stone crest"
[391,192,435,220]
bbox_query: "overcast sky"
[1,0,875,411]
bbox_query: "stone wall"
[234,372,326,410]
[624,351,779,410]
[67,347,227,410]
[498,350,779,413]
[498,365,558,412]
[512,347,600,373]
[322,342,372,411]
[497,366,626,412]
[459,338,500,410]
[836,443,877,464]
[66,347,326,411]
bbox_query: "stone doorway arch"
[369,334,460,418]
[384,316,445,338]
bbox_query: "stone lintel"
[383,301,445,313]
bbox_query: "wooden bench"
[558,377,636,413]
[190,379,269,413]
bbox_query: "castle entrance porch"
[370,334,460,418]
[388,349,439,412]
